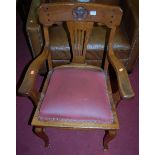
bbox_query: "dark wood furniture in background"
[18,2,134,150]
[17,0,32,22]
[25,0,138,73]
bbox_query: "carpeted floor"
[16,14,139,155]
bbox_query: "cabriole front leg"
[33,126,49,147]
[103,130,117,151]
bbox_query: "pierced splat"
[67,21,93,63]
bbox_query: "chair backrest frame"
[38,2,123,67]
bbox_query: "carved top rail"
[44,0,120,5]
[38,2,122,28]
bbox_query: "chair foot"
[33,127,49,147]
[103,130,117,151]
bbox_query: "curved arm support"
[18,47,49,102]
[108,49,135,99]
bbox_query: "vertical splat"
[67,21,93,63]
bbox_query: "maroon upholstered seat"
[39,68,113,124]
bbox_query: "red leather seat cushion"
[39,68,113,124]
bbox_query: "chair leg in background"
[113,90,121,107]
[103,130,117,151]
[33,126,49,147]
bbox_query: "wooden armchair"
[18,2,134,150]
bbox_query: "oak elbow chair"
[18,2,135,151]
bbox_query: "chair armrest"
[26,0,43,57]
[18,47,49,97]
[108,49,135,99]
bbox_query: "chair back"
[38,2,122,64]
